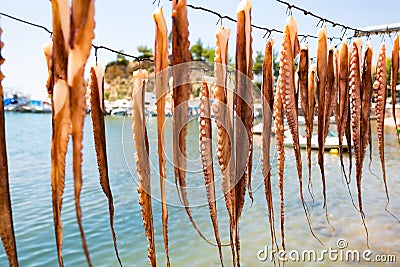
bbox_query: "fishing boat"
[20,99,52,113]
[110,108,128,116]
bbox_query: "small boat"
[18,100,52,113]
[111,108,128,116]
[284,130,349,150]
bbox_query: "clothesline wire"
[170,0,373,41]
[181,1,337,41]
[0,12,52,35]
[0,12,154,63]
[1,0,399,64]
[92,45,154,62]
[274,0,364,35]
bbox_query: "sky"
[1,0,400,99]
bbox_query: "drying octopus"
[47,0,95,266]
[261,37,278,255]
[153,7,170,266]
[324,47,337,146]
[171,0,213,246]
[277,16,302,251]
[360,43,373,178]
[307,64,317,196]
[233,0,253,265]
[213,26,237,265]
[391,34,399,143]
[337,40,351,181]
[132,69,157,266]
[273,73,285,251]
[277,16,321,249]
[349,38,369,246]
[298,43,316,199]
[333,49,340,145]
[213,1,254,265]
[0,27,19,267]
[89,64,122,266]
[316,27,328,211]
[316,28,337,229]
[373,44,390,212]
[172,0,191,208]
[199,80,224,266]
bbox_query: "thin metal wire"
[275,0,365,36]
[0,12,155,63]
[94,46,98,65]
[92,45,154,62]
[152,0,161,7]
[1,0,398,64]
[0,12,53,35]
[181,1,347,41]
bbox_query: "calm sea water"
[0,112,399,266]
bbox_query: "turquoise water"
[0,112,399,266]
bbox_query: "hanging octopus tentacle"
[68,1,96,265]
[307,64,317,199]
[298,43,314,201]
[323,48,334,143]
[132,70,157,266]
[373,44,400,222]
[345,106,353,179]
[349,38,369,248]
[153,7,170,266]
[199,80,224,266]
[0,27,19,267]
[298,44,309,173]
[317,27,328,210]
[49,1,71,265]
[172,0,190,207]
[274,76,285,251]
[360,43,384,189]
[172,0,215,246]
[261,37,279,257]
[338,40,350,182]
[360,43,373,173]
[391,34,399,143]
[325,48,339,144]
[234,1,253,265]
[333,49,339,141]
[317,28,335,229]
[213,25,237,266]
[336,40,358,209]
[89,65,122,266]
[280,16,322,245]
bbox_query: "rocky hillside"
[104,59,214,101]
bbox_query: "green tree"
[168,31,172,49]
[202,47,215,63]
[273,49,280,81]
[228,56,234,68]
[137,45,153,58]
[251,50,280,82]
[253,51,264,76]
[117,50,127,63]
[112,50,128,66]
[190,38,204,61]
[386,57,392,86]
